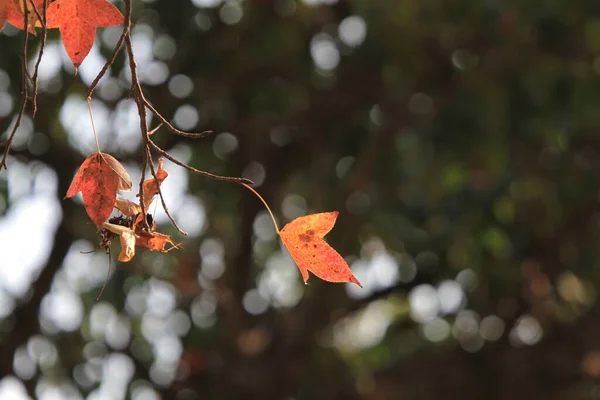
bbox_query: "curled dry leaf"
[65,152,132,228]
[132,212,156,233]
[101,221,178,262]
[279,211,362,287]
[136,231,178,253]
[115,194,141,218]
[141,158,168,210]
[132,212,177,253]
[102,222,135,262]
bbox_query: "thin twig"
[123,0,150,231]
[148,123,162,135]
[119,0,249,237]
[86,27,129,99]
[138,140,150,231]
[0,1,31,169]
[0,100,28,170]
[147,138,254,185]
[21,1,32,82]
[144,99,212,139]
[29,0,48,116]
[145,147,188,236]
[26,0,45,30]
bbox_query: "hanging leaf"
[279,211,362,287]
[141,158,168,210]
[102,222,136,262]
[6,0,46,33]
[65,152,132,228]
[46,0,124,67]
[0,0,8,32]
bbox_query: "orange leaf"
[136,231,178,253]
[65,152,132,228]
[279,211,362,287]
[0,0,8,32]
[46,0,124,67]
[132,211,178,253]
[141,158,168,210]
[6,0,46,33]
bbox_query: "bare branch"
[30,0,48,116]
[27,0,45,30]
[0,1,31,169]
[144,99,212,139]
[145,146,188,236]
[148,123,163,136]
[86,27,129,100]
[147,138,254,185]
[120,0,151,232]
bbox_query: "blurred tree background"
[2,0,600,399]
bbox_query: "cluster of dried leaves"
[0,0,362,294]
[65,154,177,262]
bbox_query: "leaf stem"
[96,254,111,300]
[241,183,280,234]
[87,98,102,154]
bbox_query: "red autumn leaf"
[279,211,362,287]
[6,0,46,33]
[65,152,132,228]
[0,0,8,32]
[141,158,168,210]
[46,0,124,67]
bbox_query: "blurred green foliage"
[2,0,600,399]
